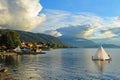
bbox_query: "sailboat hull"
[92,56,111,61]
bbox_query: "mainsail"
[92,46,111,60]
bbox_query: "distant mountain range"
[59,35,120,48]
[57,26,120,48]
[59,36,96,48]
[0,29,120,48]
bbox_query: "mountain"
[57,26,120,48]
[59,36,120,48]
[99,44,120,48]
[56,26,97,48]
[59,36,97,48]
[0,29,119,48]
[0,29,72,48]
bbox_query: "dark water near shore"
[2,48,120,80]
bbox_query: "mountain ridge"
[56,26,120,48]
[0,29,73,48]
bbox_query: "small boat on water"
[13,46,21,52]
[92,46,111,61]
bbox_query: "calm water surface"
[2,48,120,80]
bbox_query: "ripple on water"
[6,48,120,80]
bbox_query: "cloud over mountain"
[45,30,62,37]
[0,0,46,31]
[42,9,120,39]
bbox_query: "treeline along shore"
[0,29,74,54]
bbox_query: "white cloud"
[80,17,120,39]
[77,24,117,39]
[41,9,120,39]
[101,30,117,38]
[0,0,46,31]
[46,30,62,37]
[40,9,104,31]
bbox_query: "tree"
[0,30,21,49]
[51,43,58,48]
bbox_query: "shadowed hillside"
[0,29,73,48]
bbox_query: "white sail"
[93,46,110,60]
[13,46,21,52]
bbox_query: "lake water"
[2,48,120,80]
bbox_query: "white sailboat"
[92,46,111,61]
[13,46,21,52]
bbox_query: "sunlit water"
[1,48,120,80]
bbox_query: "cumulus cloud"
[46,30,62,37]
[0,0,46,31]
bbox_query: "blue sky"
[40,0,120,17]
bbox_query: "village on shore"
[0,29,72,55]
[0,30,60,80]
[0,41,53,55]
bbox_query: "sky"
[40,0,120,17]
[39,0,120,41]
[1,0,120,44]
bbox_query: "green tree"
[6,30,21,49]
[51,43,58,48]
[0,30,21,49]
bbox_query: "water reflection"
[0,48,117,80]
[93,60,110,72]
[0,55,21,66]
[0,55,45,80]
